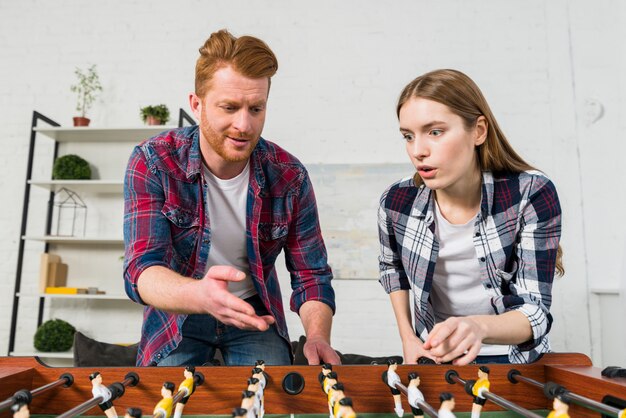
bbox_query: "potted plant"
[140,104,170,125]
[70,64,102,127]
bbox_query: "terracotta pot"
[146,115,164,125]
[73,117,90,127]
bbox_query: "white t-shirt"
[431,201,508,356]
[408,386,425,408]
[203,162,256,299]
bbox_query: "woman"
[378,69,562,365]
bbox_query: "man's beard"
[200,112,258,163]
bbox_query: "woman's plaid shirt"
[378,171,561,363]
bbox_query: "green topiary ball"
[34,319,76,352]
[52,154,91,180]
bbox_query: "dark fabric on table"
[73,331,138,367]
[292,335,402,365]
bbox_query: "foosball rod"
[153,372,206,418]
[390,380,438,418]
[445,370,543,418]
[508,369,625,418]
[57,372,139,418]
[0,373,74,412]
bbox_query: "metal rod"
[508,369,624,417]
[446,370,543,418]
[0,373,72,412]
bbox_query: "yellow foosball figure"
[471,366,490,418]
[174,366,196,418]
[547,394,570,418]
[153,382,175,418]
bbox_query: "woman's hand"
[401,333,436,364]
[423,316,486,365]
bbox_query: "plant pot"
[146,116,165,126]
[73,117,90,127]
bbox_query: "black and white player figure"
[241,390,257,418]
[438,392,456,418]
[89,372,118,418]
[383,359,404,417]
[232,407,248,418]
[246,378,262,418]
[11,401,30,418]
[124,407,142,418]
[251,367,266,417]
[407,372,425,418]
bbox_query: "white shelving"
[17,292,130,300]
[10,350,74,359]
[23,236,123,244]
[29,180,123,193]
[34,125,177,142]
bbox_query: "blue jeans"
[473,354,510,364]
[157,295,292,366]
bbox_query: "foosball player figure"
[319,363,333,385]
[547,393,571,418]
[322,371,338,395]
[383,359,404,417]
[255,360,266,371]
[89,372,118,418]
[407,372,424,418]
[247,377,262,418]
[125,407,142,418]
[471,366,490,418]
[174,366,196,418]
[241,390,257,418]
[153,382,175,418]
[11,401,29,418]
[251,368,266,417]
[438,392,456,418]
[232,407,248,418]
[330,382,346,418]
[335,397,356,418]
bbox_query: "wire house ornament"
[53,187,87,237]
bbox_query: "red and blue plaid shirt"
[378,171,561,363]
[124,126,335,366]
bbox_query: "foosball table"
[1,353,624,417]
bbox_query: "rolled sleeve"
[495,179,561,352]
[286,170,335,314]
[123,146,171,305]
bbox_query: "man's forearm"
[136,266,206,314]
[299,300,334,342]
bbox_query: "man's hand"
[303,335,341,365]
[199,266,274,331]
[299,300,341,365]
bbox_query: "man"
[153,382,175,418]
[471,366,490,418]
[407,372,425,418]
[124,29,339,367]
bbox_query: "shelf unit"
[8,109,196,358]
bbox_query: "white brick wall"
[1,0,624,366]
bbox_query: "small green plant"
[70,65,102,117]
[140,104,170,124]
[52,154,91,180]
[34,319,76,352]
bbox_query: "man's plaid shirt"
[378,170,561,363]
[124,126,335,366]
